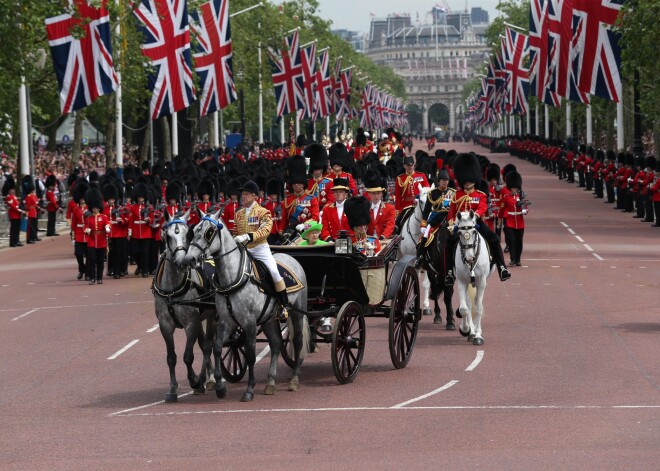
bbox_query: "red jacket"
[395,172,430,212]
[367,202,396,239]
[84,213,110,248]
[103,203,129,238]
[320,202,352,241]
[5,193,22,220]
[46,190,59,212]
[262,199,283,235]
[66,198,76,222]
[222,200,240,234]
[500,193,526,230]
[650,175,660,202]
[282,193,320,228]
[129,202,152,239]
[24,193,39,218]
[71,204,88,243]
[447,189,488,222]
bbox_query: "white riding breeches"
[248,244,283,283]
[422,225,431,238]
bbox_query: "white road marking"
[27,283,35,285]
[11,308,39,321]
[640,266,646,269]
[0,300,151,313]
[390,380,459,408]
[255,345,271,363]
[146,324,159,333]
[592,253,604,261]
[583,244,594,251]
[610,266,617,269]
[575,236,585,243]
[560,222,569,227]
[108,391,194,417]
[580,266,587,269]
[465,350,484,372]
[111,404,660,418]
[108,339,140,360]
[551,266,560,268]
[567,229,576,235]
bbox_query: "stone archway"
[427,103,449,132]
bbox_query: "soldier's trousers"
[504,227,524,264]
[109,238,127,276]
[654,201,660,224]
[47,211,57,236]
[87,247,105,281]
[606,182,615,203]
[578,171,585,187]
[74,242,87,275]
[616,188,625,209]
[624,190,634,212]
[644,196,654,222]
[586,173,593,191]
[635,193,645,218]
[9,218,20,246]
[594,179,604,198]
[132,238,150,274]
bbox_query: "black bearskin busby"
[501,163,517,179]
[486,163,501,182]
[132,182,149,202]
[197,178,216,201]
[1,175,16,197]
[287,154,308,185]
[266,177,283,199]
[166,181,184,203]
[22,175,35,194]
[505,171,523,190]
[344,195,371,228]
[45,175,58,189]
[101,183,118,202]
[645,156,656,170]
[453,153,482,188]
[304,143,328,171]
[85,188,104,211]
[72,180,90,204]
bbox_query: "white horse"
[398,186,434,317]
[453,210,494,346]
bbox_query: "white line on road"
[256,345,271,363]
[390,380,459,409]
[465,350,484,372]
[11,308,39,321]
[108,339,140,360]
[575,236,585,243]
[108,391,194,417]
[583,244,594,251]
[111,404,660,418]
[567,228,576,235]
[560,222,569,228]
[146,324,159,333]
[592,253,605,261]
[0,300,151,313]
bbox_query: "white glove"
[84,228,91,234]
[295,224,305,232]
[234,234,250,245]
[522,209,528,216]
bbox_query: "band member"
[394,155,430,228]
[129,182,152,277]
[196,178,216,215]
[84,188,110,284]
[102,183,128,279]
[650,159,660,227]
[364,171,395,240]
[164,181,183,218]
[306,144,332,210]
[444,153,511,285]
[484,163,502,233]
[320,177,352,242]
[2,175,24,247]
[345,195,381,256]
[71,181,90,279]
[234,180,289,320]
[45,175,60,236]
[500,171,529,267]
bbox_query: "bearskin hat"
[88,171,100,183]
[501,163,517,179]
[296,134,307,148]
[617,152,625,164]
[344,195,371,228]
[625,153,634,167]
[329,143,352,169]
[606,150,616,162]
[646,156,657,170]
[505,170,523,190]
[486,163,501,182]
[287,154,308,185]
[85,188,104,210]
[1,175,15,197]
[355,132,367,146]
[197,178,216,200]
[45,175,58,189]
[434,149,446,159]
[453,153,483,188]
[166,181,184,203]
[72,180,89,204]
[226,179,241,197]
[266,177,283,198]
[149,184,162,204]
[22,175,35,194]
[132,182,150,202]
[596,150,605,161]
[305,143,328,171]
[101,183,118,202]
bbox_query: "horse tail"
[286,315,310,360]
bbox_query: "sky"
[272,1,503,34]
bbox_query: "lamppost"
[236,70,246,139]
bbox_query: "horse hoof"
[468,334,475,342]
[165,393,178,403]
[459,327,470,337]
[264,384,276,395]
[433,316,442,325]
[288,380,299,392]
[240,392,254,402]
[422,308,432,316]
[215,385,227,399]
[455,308,462,319]
[446,323,456,331]
[205,379,216,391]
[473,337,484,346]
[193,386,206,395]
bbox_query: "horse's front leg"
[156,306,179,402]
[240,321,257,402]
[288,313,308,392]
[261,317,281,396]
[457,281,472,337]
[201,313,217,391]
[471,282,486,345]
[212,315,230,399]
[444,285,455,330]
[421,269,432,316]
[183,318,204,393]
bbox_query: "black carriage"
[220,235,421,384]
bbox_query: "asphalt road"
[1,141,658,470]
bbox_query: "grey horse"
[184,210,309,402]
[153,210,216,403]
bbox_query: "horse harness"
[457,224,481,285]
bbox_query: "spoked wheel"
[279,319,303,368]
[331,301,365,384]
[220,326,247,383]
[389,265,420,369]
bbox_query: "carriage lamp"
[335,230,352,255]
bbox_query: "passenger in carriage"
[320,177,352,242]
[298,220,328,246]
[345,195,382,257]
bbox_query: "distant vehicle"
[434,128,449,143]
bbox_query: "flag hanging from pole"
[313,49,333,120]
[267,31,305,117]
[132,0,196,120]
[503,27,530,115]
[297,43,317,120]
[190,0,237,116]
[45,0,118,115]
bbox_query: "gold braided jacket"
[234,204,273,248]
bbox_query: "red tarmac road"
[1,141,658,470]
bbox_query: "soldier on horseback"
[414,159,455,269]
[444,153,511,286]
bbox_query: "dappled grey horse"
[152,210,216,402]
[185,211,309,402]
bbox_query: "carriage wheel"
[331,301,366,384]
[279,320,303,369]
[389,266,420,369]
[220,326,247,383]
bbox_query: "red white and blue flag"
[297,43,317,120]
[268,31,305,117]
[133,0,196,120]
[45,0,118,115]
[529,0,562,107]
[503,27,530,115]
[331,58,342,115]
[359,84,374,129]
[313,49,333,120]
[336,68,353,121]
[190,0,237,116]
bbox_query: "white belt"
[76,224,83,227]
[134,221,147,225]
[509,211,523,216]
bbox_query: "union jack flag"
[572,0,623,102]
[336,68,353,121]
[45,0,118,115]
[359,84,373,129]
[313,50,333,120]
[503,27,530,115]
[297,43,317,120]
[190,0,237,116]
[268,32,305,117]
[529,0,562,107]
[133,0,196,120]
[331,58,341,115]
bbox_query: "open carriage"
[219,235,421,384]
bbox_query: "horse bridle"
[163,218,189,263]
[457,223,481,277]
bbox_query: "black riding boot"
[489,239,511,281]
[274,279,290,320]
[444,237,457,286]
[414,237,427,269]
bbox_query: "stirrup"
[499,267,511,281]
[276,305,289,321]
[444,270,455,286]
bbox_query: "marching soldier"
[650,159,660,226]
[23,176,40,244]
[83,188,111,285]
[592,150,604,199]
[263,177,284,245]
[643,157,656,223]
[102,183,129,279]
[484,163,502,233]
[234,180,290,320]
[128,182,152,277]
[164,181,183,218]
[603,151,617,204]
[71,180,89,279]
[221,180,241,235]
[45,175,60,236]
[500,171,529,266]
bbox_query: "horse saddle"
[250,258,304,295]
[393,206,414,236]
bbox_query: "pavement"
[0,141,658,470]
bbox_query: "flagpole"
[258,24,263,144]
[326,115,330,137]
[586,102,593,145]
[566,101,572,140]
[280,117,285,148]
[616,101,624,150]
[115,0,123,180]
[544,105,550,138]
[172,112,178,158]
[535,102,539,136]
[19,77,29,181]
[213,112,219,147]
[526,111,530,135]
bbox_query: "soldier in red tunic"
[221,180,241,235]
[650,159,660,226]
[364,171,395,240]
[129,182,152,277]
[44,175,60,236]
[102,183,129,279]
[262,177,284,245]
[394,155,430,230]
[71,181,90,279]
[324,144,357,201]
[22,176,40,244]
[499,171,529,267]
[84,188,110,284]
[2,175,25,247]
